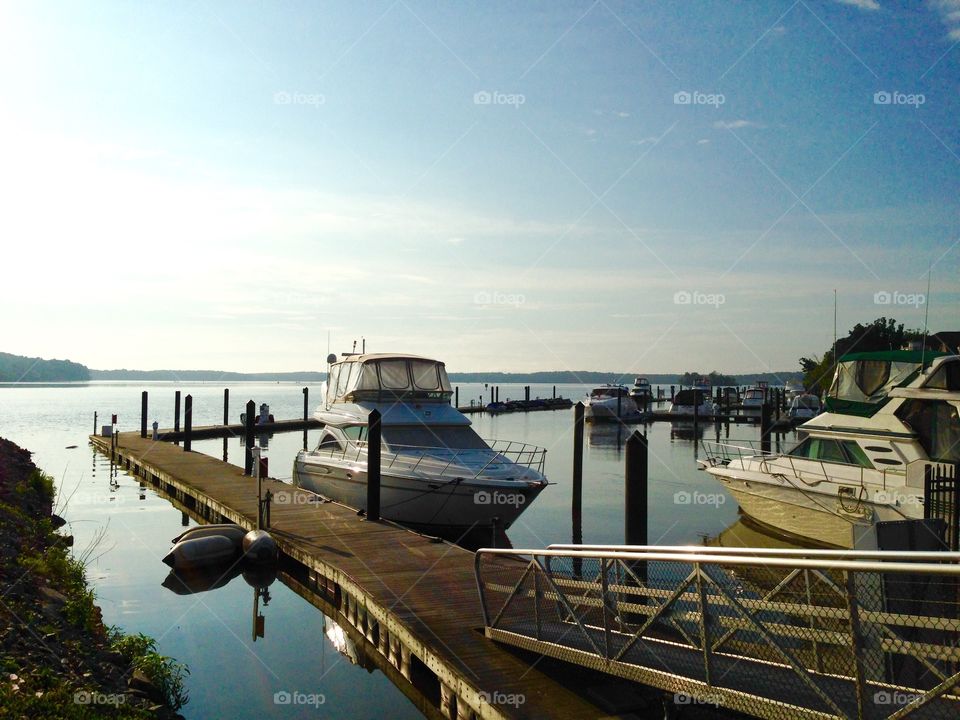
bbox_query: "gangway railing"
[475,546,960,720]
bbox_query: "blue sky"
[2,1,957,373]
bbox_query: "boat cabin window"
[342,425,367,443]
[317,432,344,452]
[895,399,960,462]
[924,361,960,391]
[411,360,441,390]
[378,360,410,389]
[788,438,874,467]
[380,425,489,450]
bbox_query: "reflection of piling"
[625,431,648,584]
[244,400,255,475]
[141,391,148,438]
[760,403,772,454]
[183,395,193,452]
[572,402,584,577]
[367,409,382,522]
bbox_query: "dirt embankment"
[0,437,187,719]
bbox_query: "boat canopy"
[325,354,453,404]
[826,350,946,417]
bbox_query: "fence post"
[367,409,381,522]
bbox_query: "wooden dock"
[90,431,626,720]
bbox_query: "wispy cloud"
[835,0,880,11]
[931,0,960,39]
[713,120,766,130]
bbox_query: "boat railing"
[309,439,547,479]
[700,441,911,498]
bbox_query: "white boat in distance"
[628,377,653,402]
[668,388,715,418]
[583,384,641,421]
[700,351,960,549]
[293,353,549,535]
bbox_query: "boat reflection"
[586,424,627,457]
[325,619,375,671]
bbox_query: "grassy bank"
[0,437,187,718]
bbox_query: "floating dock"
[89,431,627,720]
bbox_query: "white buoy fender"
[162,535,239,570]
[242,529,278,565]
[171,524,246,546]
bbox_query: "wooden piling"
[183,394,193,452]
[174,391,181,435]
[244,399,255,475]
[303,387,309,450]
[223,388,229,425]
[455,387,459,408]
[140,391,148,438]
[625,431,648,582]
[760,403,772,454]
[367,408,381,522]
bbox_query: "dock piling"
[244,400,255,475]
[140,391,148,438]
[367,409,381,522]
[302,387,309,450]
[183,395,193,452]
[174,391,181,445]
[572,402,584,577]
[760,402,772,454]
[625,431,648,584]
[223,389,229,425]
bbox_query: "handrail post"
[844,570,867,719]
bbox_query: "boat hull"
[293,457,545,533]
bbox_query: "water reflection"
[586,423,627,457]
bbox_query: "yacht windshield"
[380,425,490,450]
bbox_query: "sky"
[1,1,958,374]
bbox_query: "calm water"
[1,382,800,718]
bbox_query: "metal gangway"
[474,544,960,719]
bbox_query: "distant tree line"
[677,371,737,386]
[0,352,90,382]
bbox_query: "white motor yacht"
[668,388,715,418]
[740,385,768,418]
[293,353,548,534]
[583,384,641,421]
[786,393,821,422]
[700,351,960,549]
[628,377,653,403]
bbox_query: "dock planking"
[90,431,618,720]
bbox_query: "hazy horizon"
[3,2,957,374]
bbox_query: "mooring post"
[625,431,648,583]
[93,411,97,435]
[525,385,530,402]
[553,385,556,399]
[572,402,584,577]
[140,391,148,438]
[670,385,675,401]
[174,390,181,440]
[244,399,256,475]
[252,446,262,528]
[223,388,229,426]
[489,386,494,405]
[760,402,772,454]
[693,394,700,436]
[302,386,309,451]
[183,394,193,452]
[455,386,459,408]
[367,409,381,522]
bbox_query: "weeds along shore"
[0,436,188,719]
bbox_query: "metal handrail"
[307,439,547,478]
[476,547,960,576]
[545,544,960,562]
